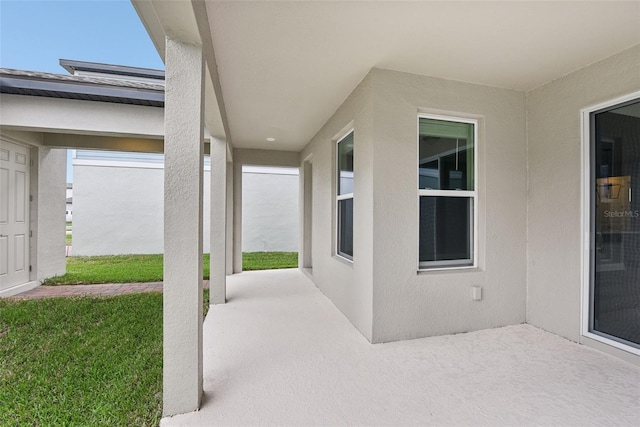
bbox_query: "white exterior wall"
[300,73,375,341]
[73,161,299,256]
[369,69,527,343]
[36,146,67,281]
[73,161,212,256]
[242,166,299,252]
[0,94,164,139]
[300,69,527,343]
[527,45,640,345]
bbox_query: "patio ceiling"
[136,1,640,152]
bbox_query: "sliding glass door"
[590,97,640,349]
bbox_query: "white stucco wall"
[36,146,67,281]
[526,45,640,343]
[242,166,299,252]
[300,68,528,343]
[73,161,211,255]
[369,69,527,343]
[300,73,375,341]
[73,159,299,256]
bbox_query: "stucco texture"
[73,163,299,256]
[242,168,299,252]
[300,73,374,341]
[73,164,172,255]
[36,146,67,281]
[526,45,640,342]
[300,68,527,344]
[370,69,527,342]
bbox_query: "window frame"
[417,114,478,271]
[336,129,354,262]
[580,90,640,357]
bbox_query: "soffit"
[132,0,228,143]
[206,1,640,151]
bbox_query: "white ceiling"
[205,1,640,152]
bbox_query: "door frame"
[0,137,36,297]
[580,90,640,357]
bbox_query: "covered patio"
[3,1,639,420]
[164,269,639,426]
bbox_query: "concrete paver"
[6,280,210,300]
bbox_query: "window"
[418,116,477,269]
[337,131,354,260]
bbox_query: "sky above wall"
[0,0,164,183]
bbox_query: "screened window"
[337,131,354,260]
[419,116,476,269]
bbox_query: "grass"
[0,238,238,424]
[44,252,297,285]
[243,252,298,271]
[43,254,211,285]
[0,289,210,426]
[0,293,163,426]
[66,233,72,245]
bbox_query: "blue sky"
[1,0,164,182]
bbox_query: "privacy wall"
[73,158,298,256]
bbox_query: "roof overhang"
[0,69,164,107]
[132,0,229,144]
[59,59,165,80]
[133,1,640,153]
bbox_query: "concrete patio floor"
[162,269,640,426]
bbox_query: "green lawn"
[0,289,210,426]
[0,293,163,426]
[66,233,72,245]
[44,252,297,285]
[43,254,193,285]
[0,250,305,425]
[242,252,298,271]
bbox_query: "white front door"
[0,140,30,291]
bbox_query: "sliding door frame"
[581,90,640,356]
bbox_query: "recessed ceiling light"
[266,137,276,142]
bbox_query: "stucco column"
[209,138,226,304]
[299,159,314,269]
[35,147,66,282]
[163,38,204,416]
[226,161,233,275]
[233,162,242,273]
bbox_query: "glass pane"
[592,99,640,347]
[419,118,474,191]
[419,196,472,266]
[338,198,353,259]
[338,132,354,195]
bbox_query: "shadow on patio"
[162,269,640,426]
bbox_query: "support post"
[233,162,243,273]
[226,161,233,275]
[163,38,204,416]
[210,138,226,304]
[36,147,66,281]
[301,159,313,269]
